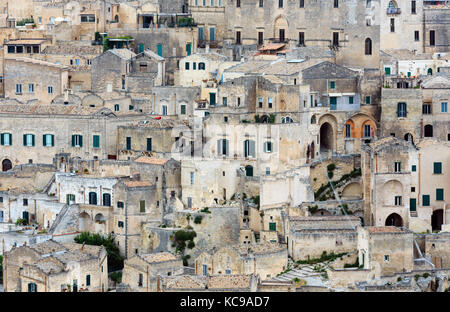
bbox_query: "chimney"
[205,43,210,53]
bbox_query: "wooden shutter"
[79,135,83,147]
[0,133,3,145]
[51,134,54,146]
[23,134,27,146]
[72,135,75,147]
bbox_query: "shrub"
[200,207,211,214]
[15,218,28,226]
[110,271,122,283]
[194,216,202,224]
[182,255,191,266]
[327,164,336,172]
[397,277,402,282]
[187,241,195,249]
[173,229,197,253]
[422,273,430,279]
[414,274,420,281]
[307,205,319,213]
[327,171,334,179]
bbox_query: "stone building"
[287,216,361,261]
[161,273,259,292]
[3,240,108,292]
[3,57,69,104]
[358,226,414,276]
[121,252,184,292]
[194,242,287,280]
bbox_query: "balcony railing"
[387,7,401,14]
[197,40,220,48]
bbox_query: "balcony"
[387,7,401,14]
[197,40,220,49]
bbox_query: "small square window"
[411,187,415,192]
[23,199,28,206]
[384,255,390,262]
[412,165,416,172]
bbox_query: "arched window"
[311,115,316,124]
[424,124,433,137]
[198,62,205,70]
[103,193,111,206]
[365,38,372,55]
[345,124,351,138]
[281,116,293,123]
[114,15,119,23]
[89,192,97,205]
[427,68,432,75]
[114,104,119,111]
[245,165,253,177]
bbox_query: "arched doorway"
[404,133,414,144]
[79,212,91,232]
[424,125,433,137]
[2,159,12,172]
[432,209,443,232]
[320,122,333,152]
[274,16,288,42]
[259,115,269,123]
[385,213,403,227]
[245,165,253,177]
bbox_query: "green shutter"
[412,165,416,172]
[157,44,163,57]
[385,67,391,75]
[93,135,100,148]
[433,162,442,174]
[330,81,335,89]
[23,134,26,146]
[79,135,83,147]
[72,135,75,147]
[32,135,35,146]
[43,134,46,146]
[9,134,12,145]
[51,134,54,146]
[410,198,416,212]
[422,195,430,206]
[0,133,3,145]
[217,139,222,155]
[140,200,145,212]
[186,43,191,56]
[436,189,444,201]
[269,222,276,231]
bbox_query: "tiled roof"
[366,226,405,234]
[208,274,253,289]
[123,180,153,188]
[42,45,101,55]
[29,240,66,255]
[108,48,136,60]
[164,275,207,289]
[6,57,68,69]
[134,157,169,165]
[258,43,286,51]
[140,252,178,264]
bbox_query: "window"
[424,124,433,137]
[223,97,227,106]
[16,46,23,53]
[28,83,34,93]
[140,200,145,213]
[48,86,53,94]
[225,269,231,274]
[414,31,419,41]
[209,27,215,41]
[300,0,304,7]
[146,138,152,152]
[157,44,162,57]
[411,187,415,192]
[43,134,54,147]
[126,137,131,150]
[384,67,391,75]
[345,124,351,138]
[390,18,395,32]
[365,96,371,104]
[118,221,124,228]
[23,134,35,147]
[237,97,241,106]
[72,135,82,147]
[332,32,339,46]
[422,195,430,206]
[81,14,95,23]
[394,162,401,173]
[411,0,416,13]
[117,201,124,208]
[16,84,22,94]
[441,102,448,113]
[258,32,264,45]
[86,275,91,286]
[114,104,119,111]
[187,197,192,208]
[364,124,371,138]
[236,0,240,7]
[394,196,402,206]
[397,102,407,117]
[217,139,229,156]
[258,98,263,108]
[236,31,241,44]
[162,105,167,115]
[365,38,372,55]
[423,104,431,115]
[412,165,416,172]
[433,162,442,174]
[279,0,283,8]
[87,192,97,205]
[436,189,444,201]
[349,96,354,104]
[180,104,186,115]
[138,274,143,287]
[264,141,273,153]
[430,30,435,46]
[28,283,37,292]
[1,133,12,146]
[384,255,390,262]
[103,193,111,207]
[224,116,228,123]
[129,105,134,111]
[299,32,305,46]
[334,0,339,8]
[199,62,205,70]
[23,198,28,206]
[185,62,190,70]
[244,140,255,158]
[190,172,195,185]
[268,98,273,108]
[330,81,335,89]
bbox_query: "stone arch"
[341,182,362,199]
[260,115,270,123]
[81,94,104,107]
[382,180,403,206]
[95,213,106,223]
[79,212,92,232]
[2,158,12,172]
[320,122,334,152]
[361,119,376,138]
[311,115,316,124]
[404,133,414,144]
[385,213,403,227]
[273,15,288,41]
[344,119,355,138]
[432,209,443,232]
[114,15,119,23]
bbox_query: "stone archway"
[79,212,92,232]
[320,122,334,152]
[273,15,288,42]
[2,159,12,172]
[404,133,414,144]
[432,209,443,232]
[385,213,403,227]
